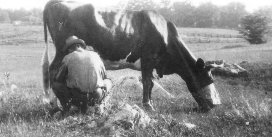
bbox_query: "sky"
[0,0,271,12]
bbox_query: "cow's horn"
[209,63,224,68]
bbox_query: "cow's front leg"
[141,59,155,111]
[142,73,155,111]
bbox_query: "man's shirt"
[56,49,106,93]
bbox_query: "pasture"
[0,24,272,136]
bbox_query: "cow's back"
[138,11,168,45]
[44,0,170,62]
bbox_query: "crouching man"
[52,36,112,115]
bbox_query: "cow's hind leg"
[141,58,155,111]
[48,53,65,110]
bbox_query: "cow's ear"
[196,58,205,69]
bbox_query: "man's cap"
[63,36,86,52]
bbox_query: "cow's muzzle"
[195,83,221,111]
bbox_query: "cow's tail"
[42,42,50,98]
[42,9,50,99]
[43,11,48,48]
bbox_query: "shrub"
[239,14,269,44]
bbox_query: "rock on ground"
[206,60,248,77]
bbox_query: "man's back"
[63,50,106,93]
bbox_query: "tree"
[30,8,43,20]
[255,6,272,22]
[0,10,11,23]
[239,14,269,44]
[218,2,247,28]
[255,6,272,39]
[124,0,159,10]
[194,2,219,28]
[8,8,29,21]
[172,1,196,27]
[157,0,174,22]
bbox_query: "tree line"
[0,0,271,30]
[119,0,271,44]
[0,8,42,24]
[117,0,272,29]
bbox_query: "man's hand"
[55,63,68,83]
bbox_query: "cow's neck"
[175,42,201,92]
[163,36,199,90]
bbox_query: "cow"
[42,0,221,112]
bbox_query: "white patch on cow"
[134,59,141,69]
[147,12,168,45]
[103,52,141,70]
[64,1,87,10]
[199,83,221,105]
[95,10,107,28]
[114,11,123,27]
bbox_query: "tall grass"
[0,24,272,136]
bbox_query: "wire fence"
[180,32,247,43]
[182,32,244,38]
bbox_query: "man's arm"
[55,62,68,83]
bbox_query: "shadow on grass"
[154,98,208,115]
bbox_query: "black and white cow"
[42,0,221,111]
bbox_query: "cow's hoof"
[53,111,62,120]
[49,107,62,116]
[143,102,155,111]
[198,104,219,113]
[126,55,137,63]
[199,102,218,113]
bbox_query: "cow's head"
[186,58,221,111]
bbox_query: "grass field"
[0,24,272,136]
